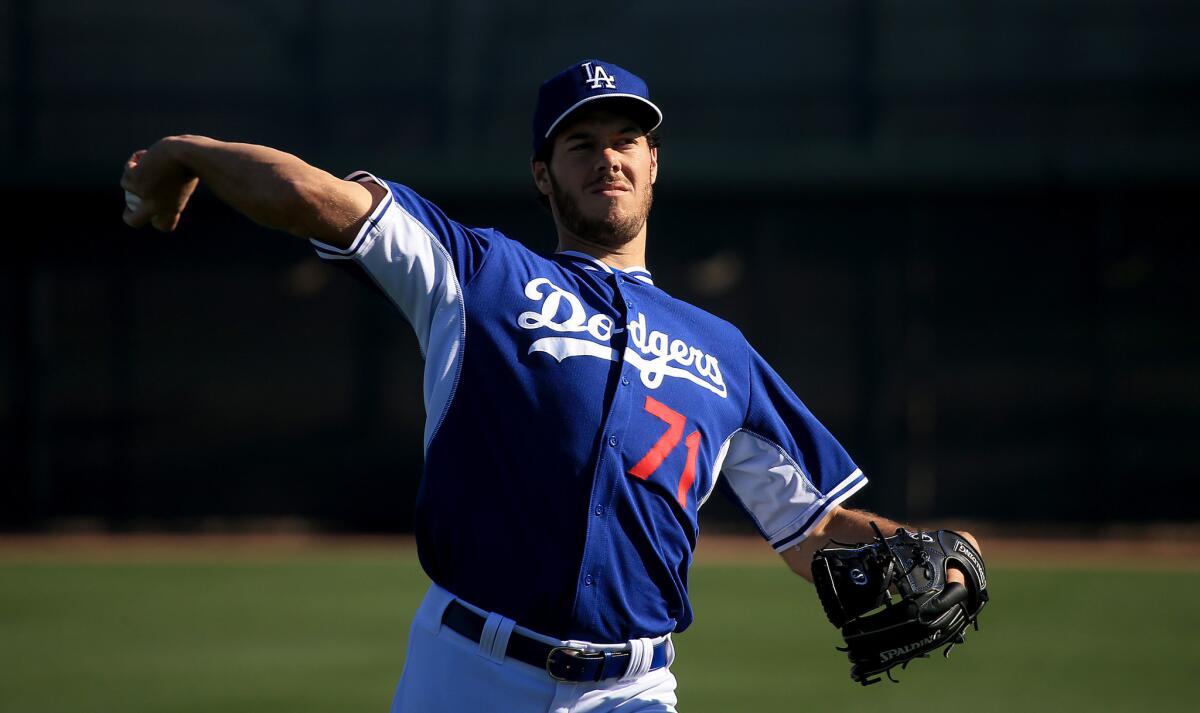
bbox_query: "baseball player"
[121,59,979,712]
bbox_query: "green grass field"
[2,545,1197,713]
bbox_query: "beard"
[549,172,653,249]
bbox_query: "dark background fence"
[2,1,1198,532]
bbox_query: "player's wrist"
[156,135,211,177]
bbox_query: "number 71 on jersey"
[628,396,702,508]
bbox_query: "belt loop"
[477,612,515,664]
[619,637,656,682]
[491,617,516,663]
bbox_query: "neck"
[555,226,648,270]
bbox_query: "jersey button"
[608,435,618,447]
[594,505,604,516]
[584,574,594,586]
[621,377,630,386]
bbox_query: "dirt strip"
[1,531,1198,569]
[0,533,416,561]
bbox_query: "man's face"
[532,109,659,249]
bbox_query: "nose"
[596,147,622,174]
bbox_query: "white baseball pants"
[389,583,679,713]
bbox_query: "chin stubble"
[550,172,653,248]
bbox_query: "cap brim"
[543,94,663,143]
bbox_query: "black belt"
[441,600,671,682]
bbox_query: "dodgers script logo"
[518,278,728,398]
[581,61,617,90]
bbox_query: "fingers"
[124,200,182,233]
[150,201,188,232]
[124,150,145,173]
[121,150,146,184]
[121,147,193,233]
[121,154,138,194]
[122,198,156,229]
[121,149,149,227]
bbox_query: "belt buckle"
[545,646,610,682]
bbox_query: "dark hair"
[533,127,662,211]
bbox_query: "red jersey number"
[628,396,702,508]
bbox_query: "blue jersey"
[311,173,866,643]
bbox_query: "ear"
[531,160,553,196]
[649,146,659,185]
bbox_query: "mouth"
[589,182,631,196]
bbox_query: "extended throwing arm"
[120,135,384,247]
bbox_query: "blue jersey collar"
[555,250,654,285]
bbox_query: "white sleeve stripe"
[312,249,354,261]
[308,175,468,453]
[415,238,466,449]
[768,470,867,552]
[357,203,466,450]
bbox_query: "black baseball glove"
[811,523,988,685]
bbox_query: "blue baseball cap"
[531,59,663,157]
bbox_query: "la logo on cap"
[582,61,616,90]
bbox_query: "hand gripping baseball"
[120,140,200,232]
[811,524,989,685]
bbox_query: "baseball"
[124,190,143,211]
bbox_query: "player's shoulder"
[368,176,454,223]
[649,284,749,344]
[370,174,530,246]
